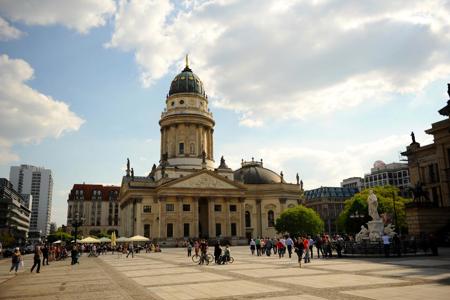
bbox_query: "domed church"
[119,57,302,244]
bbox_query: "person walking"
[315,235,323,258]
[9,248,21,274]
[71,246,79,265]
[126,243,134,258]
[214,241,222,264]
[286,236,294,258]
[294,237,304,268]
[249,239,256,255]
[187,242,192,257]
[382,233,391,257]
[31,245,42,273]
[42,245,49,265]
[255,238,261,256]
[303,237,310,263]
[308,236,314,259]
[276,239,284,259]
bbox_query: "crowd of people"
[249,234,346,267]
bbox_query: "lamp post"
[72,212,84,244]
[350,211,365,219]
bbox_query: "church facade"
[119,59,302,244]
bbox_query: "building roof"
[168,63,206,97]
[233,160,283,184]
[68,184,120,201]
[304,186,358,200]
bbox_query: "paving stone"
[341,284,450,300]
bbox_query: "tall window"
[166,204,174,212]
[231,223,237,236]
[183,204,190,212]
[214,204,222,212]
[143,205,151,213]
[230,204,237,212]
[215,223,222,237]
[167,223,173,238]
[179,142,184,155]
[268,210,275,227]
[144,224,150,238]
[184,223,190,237]
[245,211,251,228]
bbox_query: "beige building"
[66,184,120,237]
[402,84,450,234]
[119,59,302,244]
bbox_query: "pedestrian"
[382,233,391,257]
[42,245,49,265]
[71,246,79,265]
[31,245,42,273]
[249,239,256,255]
[276,239,284,259]
[9,248,21,274]
[286,236,294,258]
[194,240,200,256]
[265,238,272,256]
[214,241,222,264]
[255,238,261,256]
[308,236,314,259]
[187,241,192,257]
[303,237,310,263]
[126,243,134,258]
[294,237,304,268]
[315,235,323,258]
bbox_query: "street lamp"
[72,212,84,244]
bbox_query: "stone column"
[224,198,230,237]
[135,198,142,236]
[193,197,199,237]
[239,197,246,238]
[177,196,183,238]
[256,199,262,238]
[158,197,166,239]
[279,198,287,212]
[209,198,216,238]
[210,128,214,160]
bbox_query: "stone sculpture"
[367,190,380,220]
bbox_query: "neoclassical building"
[119,58,302,244]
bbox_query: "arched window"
[268,210,275,227]
[245,211,251,228]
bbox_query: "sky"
[0,0,449,227]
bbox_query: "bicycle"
[192,253,213,264]
[217,255,234,264]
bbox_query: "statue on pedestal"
[367,190,380,220]
[126,158,130,176]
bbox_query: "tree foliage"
[46,230,73,243]
[275,205,324,237]
[337,186,411,234]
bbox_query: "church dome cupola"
[169,55,206,97]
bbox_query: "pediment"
[166,171,242,190]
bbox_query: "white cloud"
[0,54,85,163]
[0,0,116,34]
[0,16,22,40]
[220,134,411,189]
[107,0,450,125]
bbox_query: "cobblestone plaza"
[1,246,449,300]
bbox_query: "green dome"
[169,66,206,97]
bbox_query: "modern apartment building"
[66,184,120,237]
[9,165,53,238]
[340,177,364,191]
[0,178,31,243]
[363,161,411,197]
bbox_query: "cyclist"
[199,240,208,265]
[219,245,231,264]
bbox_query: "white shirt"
[382,235,390,245]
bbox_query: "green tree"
[46,230,73,243]
[275,205,324,237]
[337,186,411,234]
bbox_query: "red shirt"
[303,239,309,249]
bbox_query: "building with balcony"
[0,178,31,244]
[304,186,358,234]
[340,177,364,191]
[66,184,120,237]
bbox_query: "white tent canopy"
[52,240,62,244]
[129,235,150,242]
[98,237,111,243]
[116,236,129,242]
[80,236,100,243]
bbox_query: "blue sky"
[0,0,449,226]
